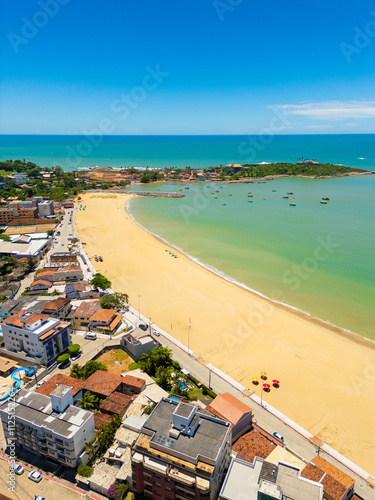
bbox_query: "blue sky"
[1,0,375,134]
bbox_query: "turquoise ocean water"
[0,134,374,171]
[0,134,374,339]
[128,175,375,340]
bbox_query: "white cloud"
[344,122,358,127]
[269,101,375,120]
[303,124,332,130]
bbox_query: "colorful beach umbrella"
[272,379,280,385]
[263,383,270,389]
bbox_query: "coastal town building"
[73,300,100,330]
[83,370,145,400]
[1,310,72,366]
[53,264,84,282]
[0,235,50,262]
[37,200,55,217]
[206,392,253,442]
[35,373,85,405]
[301,456,355,500]
[50,252,79,266]
[41,297,72,319]
[29,278,52,293]
[0,385,95,467]
[88,308,122,335]
[99,392,133,417]
[131,398,232,500]
[219,456,323,500]
[121,333,159,361]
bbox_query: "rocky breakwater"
[132,191,185,198]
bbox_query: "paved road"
[126,323,375,499]
[38,204,374,498]
[0,455,98,500]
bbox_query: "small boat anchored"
[283,196,289,199]
[289,203,296,206]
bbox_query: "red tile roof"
[31,279,52,287]
[43,297,70,311]
[84,370,123,397]
[99,392,132,415]
[232,429,276,462]
[4,310,48,328]
[89,308,118,323]
[121,374,145,392]
[93,411,112,430]
[301,456,355,500]
[206,392,252,426]
[73,300,100,319]
[35,374,85,398]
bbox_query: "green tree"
[26,256,36,272]
[90,273,111,290]
[57,353,70,364]
[47,229,54,237]
[0,234,10,242]
[77,464,93,478]
[155,366,172,390]
[71,237,79,244]
[83,360,107,380]
[79,391,100,411]
[114,291,129,305]
[68,344,81,355]
[142,401,156,415]
[140,174,150,183]
[70,363,84,379]
[100,294,121,309]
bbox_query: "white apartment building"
[38,200,55,217]
[0,385,95,467]
[1,310,72,366]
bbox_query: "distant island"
[0,159,372,202]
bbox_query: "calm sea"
[0,134,374,339]
[128,175,375,340]
[0,134,374,171]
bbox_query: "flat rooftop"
[140,398,230,464]
[220,457,263,500]
[0,388,92,439]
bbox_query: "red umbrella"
[263,383,270,389]
[273,379,280,385]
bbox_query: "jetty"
[132,191,185,198]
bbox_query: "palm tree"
[79,391,99,411]
[70,363,84,380]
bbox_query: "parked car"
[28,471,42,483]
[153,330,160,337]
[36,381,45,388]
[71,352,81,361]
[12,464,24,475]
[272,432,284,443]
[59,360,71,370]
[126,325,134,333]
[84,332,97,340]
[33,496,46,500]
[139,324,148,331]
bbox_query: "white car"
[272,432,284,443]
[12,464,24,475]
[28,470,42,483]
[153,331,160,337]
[84,332,97,340]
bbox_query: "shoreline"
[76,192,375,474]
[126,196,375,351]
